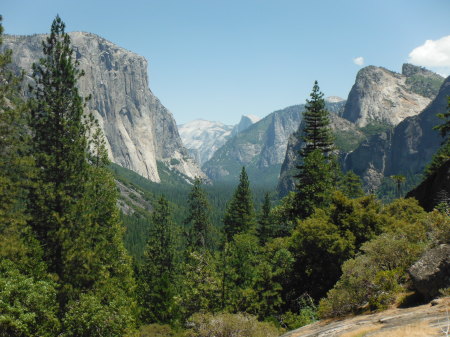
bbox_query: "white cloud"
[353,56,364,66]
[408,35,450,67]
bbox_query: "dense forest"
[1,16,449,337]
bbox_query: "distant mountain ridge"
[179,120,234,165]
[202,101,346,187]
[179,114,260,166]
[3,32,205,183]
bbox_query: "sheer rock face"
[343,76,450,191]
[342,65,435,127]
[3,32,205,183]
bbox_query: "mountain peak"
[231,114,260,136]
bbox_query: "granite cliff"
[3,32,204,183]
[344,76,450,191]
[342,64,441,127]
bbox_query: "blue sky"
[3,0,450,125]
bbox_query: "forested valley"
[1,16,449,337]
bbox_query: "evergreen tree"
[257,192,273,245]
[139,196,180,324]
[185,177,214,250]
[390,175,406,199]
[295,149,336,219]
[28,15,91,280]
[294,82,337,219]
[340,171,365,199]
[300,80,334,157]
[27,18,137,335]
[223,167,256,241]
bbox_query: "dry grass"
[340,324,381,337]
[371,321,438,337]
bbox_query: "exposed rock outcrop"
[3,32,205,183]
[342,65,441,127]
[281,297,450,337]
[408,244,450,300]
[343,76,450,191]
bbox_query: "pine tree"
[28,15,90,279]
[185,177,214,250]
[139,196,180,324]
[223,167,256,241]
[257,192,273,245]
[390,175,406,199]
[300,80,334,157]
[27,19,137,335]
[294,82,338,219]
[340,171,365,199]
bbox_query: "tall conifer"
[300,80,334,157]
[185,177,214,250]
[294,82,337,219]
[28,19,137,335]
[223,167,256,241]
[139,196,180,324]
[28,15,90,279]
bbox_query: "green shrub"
[136,324,185,337]
[318,231,428,318]
[0,260,60,337]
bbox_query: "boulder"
[408,244,450,300]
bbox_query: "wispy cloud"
[409,36,450,68]
[353,56,364,66]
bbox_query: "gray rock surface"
[3,32,205,183]
[342,65,438,127]
[281,297,450,337]
[408,244,450,300]
[343,76,450,191]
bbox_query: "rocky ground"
[281,297,450,337]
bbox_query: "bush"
[62,292,135,337]
[0,260,60,337]
[185,312,280,337]
[136,324,185,337]
[318,231,427,318]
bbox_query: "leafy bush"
[318,231,428,318]
[280,294,317,330]
[0,260,60,337]
[136,324,185,337]
[62,292,135,337]
[185,312,280,337]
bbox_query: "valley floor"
[281,297,450,337]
